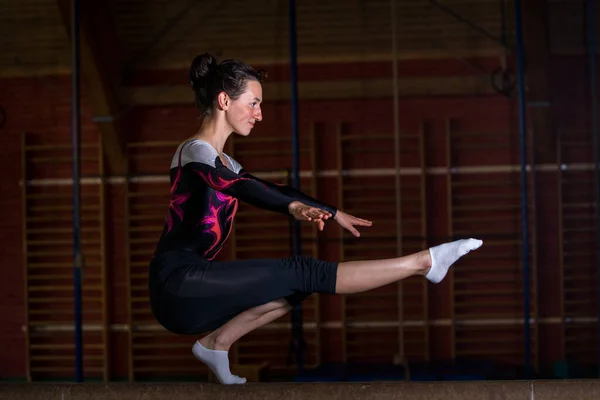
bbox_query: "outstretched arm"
[239,169,338,217]
[190,162,333,225]
[239,169,372,237]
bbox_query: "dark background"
[0,0,597,382]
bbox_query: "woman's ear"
[217,92,229,111]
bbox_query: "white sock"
[426,238,483,283]
[192,341,246,385]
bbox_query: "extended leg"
[335,238,482,293]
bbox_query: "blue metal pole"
[71,0,83,382]
[513,0,531,377]
[288,0,304,374]
[586,0,600,378]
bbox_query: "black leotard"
[148,139,339,334]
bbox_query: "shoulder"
[223,153,243,174]
[171,140,219,168]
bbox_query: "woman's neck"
[192,114,232,154]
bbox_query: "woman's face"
[225,80,263,136]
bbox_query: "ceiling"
[0,0,593,78]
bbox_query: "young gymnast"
[148,52,483,384]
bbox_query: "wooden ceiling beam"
[56,0,127,176]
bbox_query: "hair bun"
[189,53,218,90]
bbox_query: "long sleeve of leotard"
[177,140,295,215]
[239,169,338,218]
[190,162,295,215]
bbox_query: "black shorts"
[148,250,339,334]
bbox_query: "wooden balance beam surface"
[1,381,600,400]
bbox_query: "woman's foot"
[192,340,246,384]
[425,238,483,283]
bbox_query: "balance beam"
[1,380,599,399]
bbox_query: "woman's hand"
[333,210,372,237]
[288,201,333,231]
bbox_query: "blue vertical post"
[513,0,531,377]
[288,0,304,374]
[71,0,83,382]
[586,0,600,378]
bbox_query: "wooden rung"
[453,143,511,150]
[235,149,311,156]
[28,262,101,269]
[29,156,98,163]
[562,250,594,257]
[27,250,85,257]
[561,140,591,147]
[29,309,103,315]
[236,136,292,144]
[129,250,154,257]
[343,184,399,190]
[455,349,522,356]
[132,343,189,350]
[30,367,105,373]
[450,131,508,138]
[344,148,397,154]
[128,192,169,198]
[133,366,208,373]
[26,143,98,151]
[30,344,104,350]
[454,276,521,284]
[563,214,596,222]
[130,262,152,268]
[29,285,103,292]
[564,227,596,233]
[130,204,167,211]
[28,273,102,281]
[345,304,398,311]
[471,238,523,246]
[129,153,173,160]
[131,297,151,303]
[235,210,286,217]
[27,193,98,200]
[129,238,160,245]
[343,243,397,251]
[27,228,100,234]
[127,140,180,148]
[345,196,397,203]
[28,204,100,212]
[453,216,520,223]
[454,299,521,308]
[128,215,165,221]
[563,203,595,209]
[236,234,293,241]
[27,239,101,246]
[563,238,595,246]
[451,230,520,237]
[131,285,150,291]
[453,193,520,201]
[453,204,520,212]
[452,180,517,188]
[236,245,289,252]
[28,296,99,303]
[27,216,75,222]
[455,336,523,345]
[341,134,394,141]
[342,208,395,215]
[128,226,164,233]
[454,288,523,296]
[133,355,191,361]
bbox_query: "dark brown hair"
[189,53,264,115]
